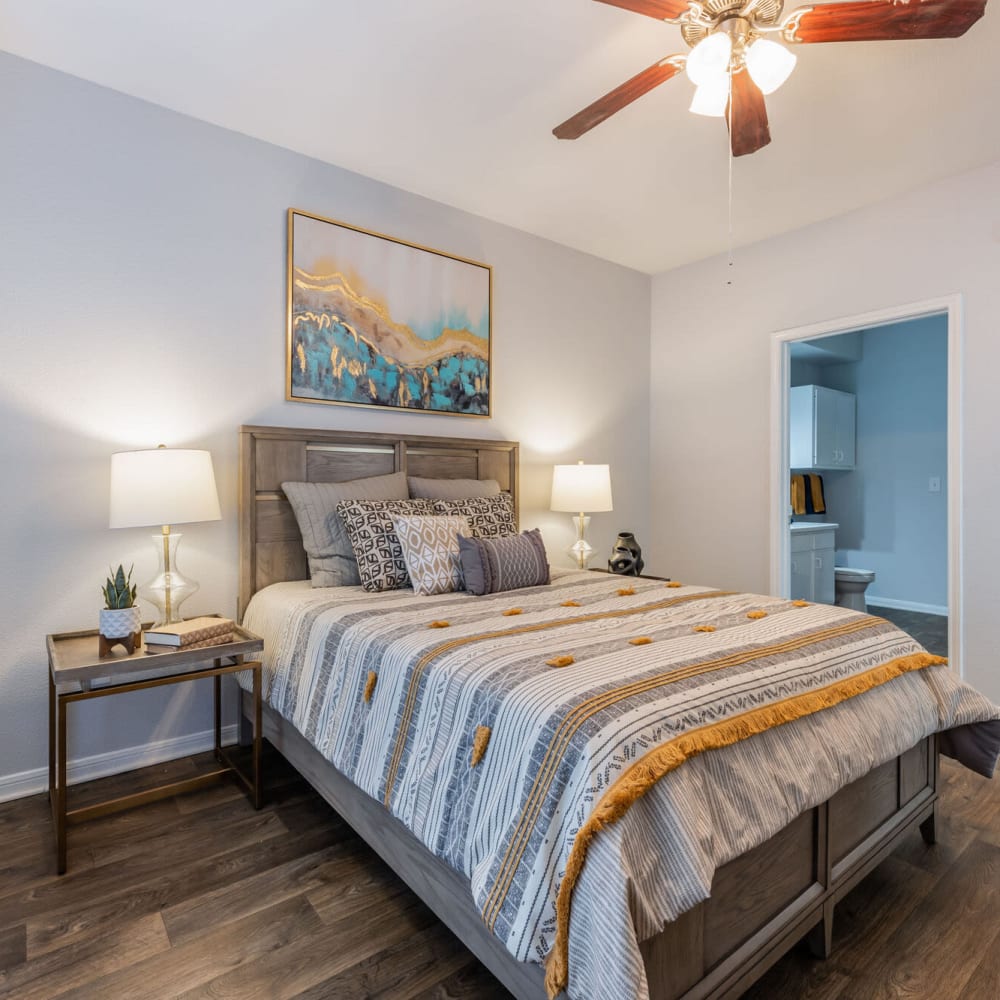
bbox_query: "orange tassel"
[428,620,450,629]
[503,608,523,616]
[546,655,575,668]
[470,725,492,767]
[747,611,768,620]
[363,671,377,703]
[693,625,716,633]
[560,600,581,608]
[628,637,653,646]
[617,587,635,596]
[792,600,810,607]
[666,582,682,588]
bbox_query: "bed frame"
[237,423,938,1000]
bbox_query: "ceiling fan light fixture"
[745,38,797,95]
[689,73,730,117]
[685,32,732,87]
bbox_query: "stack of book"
[144,617,235,654]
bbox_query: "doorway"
[769,296,962,672]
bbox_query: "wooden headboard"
[238,425,519,617]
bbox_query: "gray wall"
[0,53,652,794]
[649,158,1000,703]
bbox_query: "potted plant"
[99,564,141,655]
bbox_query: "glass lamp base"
[567,514,595,569]
[140,530,199,626]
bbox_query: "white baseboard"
[866,596,949,617]
[0,724,239,804]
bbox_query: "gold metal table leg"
[213,662,222,764]
[48,670,55,803]
[56,695,67,875]
[253,665,263,809]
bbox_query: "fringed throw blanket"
[242,570,999,1000]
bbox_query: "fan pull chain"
[727,68,734,287]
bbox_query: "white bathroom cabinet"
[790,523,837,605]
[790,385,856,470]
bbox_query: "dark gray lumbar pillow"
[457,529,550,596]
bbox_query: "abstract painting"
[287,209,492,417]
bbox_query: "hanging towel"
[807,474,826,514]
[791,474,806,515]
[790,473,826,515]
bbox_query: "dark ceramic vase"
[608,532,644,576]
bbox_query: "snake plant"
[103,564,137,610]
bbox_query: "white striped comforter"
[242,570,999,1000]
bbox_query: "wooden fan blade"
[726,70,771,157]
[786,0,987,43]
[595,0,692,21]
[553,56,684,139]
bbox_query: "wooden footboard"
[642,736,938,1000]
[240,691,937,1000]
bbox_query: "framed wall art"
[286,209,492,417]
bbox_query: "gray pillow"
[407,476,501,500]
[457,529,550,596]
[282,471,408,587]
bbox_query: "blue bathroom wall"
[821,315,948,612]
[790,359,822,387]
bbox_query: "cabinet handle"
[814,556,822,568]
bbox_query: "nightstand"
[588,567,672,582]
[46,623,264,874]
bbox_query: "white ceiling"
[2,0,998,273]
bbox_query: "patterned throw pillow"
[336,498,434,592]
[457,529,550,596]
[430,493,516,538]
[391,515,471,596]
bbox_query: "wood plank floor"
[0,747,996,999]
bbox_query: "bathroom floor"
[867,604,949,658]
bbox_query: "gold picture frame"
[286,208,493,418]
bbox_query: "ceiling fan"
[554,0,989,156]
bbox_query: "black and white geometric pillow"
[336,498,434,592]
[429,493,516,539]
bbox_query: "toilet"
[834,567,876,612]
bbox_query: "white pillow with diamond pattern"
[391,514,471,596]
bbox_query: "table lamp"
[550,461,613,569]
[109,446,222,625]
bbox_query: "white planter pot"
[99,605,141,639]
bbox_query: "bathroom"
[787,315,949,656]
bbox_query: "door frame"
[769,295,963,674]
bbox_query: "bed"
[236,424,999,1000]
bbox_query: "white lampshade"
[745,39,797,95]
[685,32,732,87]
[110,448,222,529]
[550,462,613,513]
[689,73,730,117]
